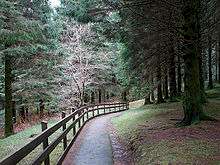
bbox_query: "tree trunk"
[197,18,207,104]
[215,43,218,81]
[81,83,85,105]
[177,54,182,94]
[19,105,25,122]
[169,51,177,100]
[39,99,44,118]
[164,74,169,99]
[156,63,164,103]
[151,76,155,102]
[180,0,203,125]
[98,89,102,103]
[91,91,95,104]
[122,90,127,102]
[218,1,220,83]
[208,36,213,89]
[217,0,220,83]
[144,93,151,105]
[199,48,207,104]
[106,91,110,101]
[83,92,89,104]
[102,88,106,102]
[4,56,14,137]
[12,101,16,123]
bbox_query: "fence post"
[86,107,89,120]
[78,111,81,128]
[62,112,67,150]
[126,102,129,110]
[82,109,85,124]
[72,108,76,136]
[104,104,106,114]
[41,121,50,165]
[92,107,94,117]
[97,105,99,115]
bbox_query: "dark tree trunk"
[98,89,102,103]
[122,90,127,102]
[164,74,169,99]
[218,1,220,83]
[199,49,207,104]
[102,89,106,102]
[177,54,182,94]
[39,99,44,118]
[19,105,25,122]
[151,76,155,102]
[81,83,85,105]
[151,91,155,103]
[144,93,151,105]
[197,18,207,104]
[208,36,213,89]
[106,91,110,101]
[4,56,14,137]
[217,0,220,83]
[156,63,164,103]
[91,91,95,104]
[180,0,204,125]
[12,101,16,123]
[25,107,29,121]
[83,92,89,103]
[215,43,218,81]
[169,52,177,100]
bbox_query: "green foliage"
[0,0,66,115]
[60,0,97,23]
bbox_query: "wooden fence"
[0,102,129,165]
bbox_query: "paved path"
[63,113,121,165]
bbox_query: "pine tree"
[180,0,203,125]
[0,0,46,136]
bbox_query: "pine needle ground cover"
[112,87,220,164]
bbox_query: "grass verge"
[112,88,220,164]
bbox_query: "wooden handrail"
[0,102,129,165]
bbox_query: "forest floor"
[0,113,60,138]
[112,84,220,165]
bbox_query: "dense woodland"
[0,0,220,137]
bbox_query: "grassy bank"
[0,120,61,164]
[112,85,220,164]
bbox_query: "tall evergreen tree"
[0,0,46,136]
[180,0,204,125]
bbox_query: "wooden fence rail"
[0,102,129,165]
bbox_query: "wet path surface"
[63,113,120,165]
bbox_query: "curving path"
[62,113,121,165]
